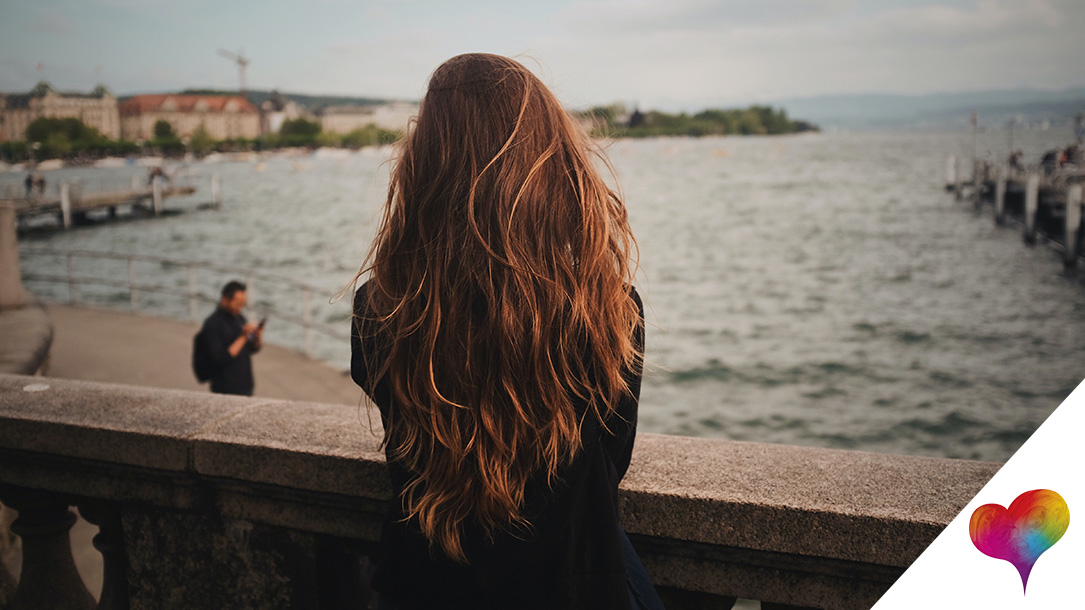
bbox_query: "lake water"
[10,129,1085,462]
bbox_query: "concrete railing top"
[0,373,1001,572]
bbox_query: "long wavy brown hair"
[353,53,641,562]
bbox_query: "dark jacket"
[201,307,255,396]
[350,282,645,610]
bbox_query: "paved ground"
[45,304,362,406]
[2,304,366,600]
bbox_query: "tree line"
[578,104,818,137]
[1,104,815,164]
[0,117,402,163]
[0,118,140,163]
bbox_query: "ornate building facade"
[0,82,120,142]
[119,94,260,141]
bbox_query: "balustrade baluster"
[0,486,96,610]
[78,500,129,610]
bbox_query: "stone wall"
[0,374,1000,609]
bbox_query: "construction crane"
[217,48,250,100]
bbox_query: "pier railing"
[18,248,348,358]
[0,374,1001,610]
[946,155,1085,268]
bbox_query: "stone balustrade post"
[78,500,129,610]
[0,485,96,610]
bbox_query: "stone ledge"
[0,300,52,376]
[0,372,1001,606]
[620,434,1000,565]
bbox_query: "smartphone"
[258,317,267,330]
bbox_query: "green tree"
[341,126,376,149]
[283,119,320,136]
[280,118,322,146]
[0,141,28,163]
[150,120,183,157]
[339,124,401,148]
[153,120,176,139]
[26,117,102,143]
[189,123,215,156]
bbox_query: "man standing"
[199,281,262,396]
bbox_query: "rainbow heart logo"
[968,489,1070,593]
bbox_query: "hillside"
[773,87,1085,130]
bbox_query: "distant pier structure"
[2,172,220,230]
[946,112,1085,270]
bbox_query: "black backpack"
[192,328,215,383]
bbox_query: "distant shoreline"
[576,105,818,138]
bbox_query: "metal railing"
[19,247,349,358]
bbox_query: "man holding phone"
[198,280,264,396]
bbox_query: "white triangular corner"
[872,378,1083,609]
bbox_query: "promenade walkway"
[2,303,365,600]
[45,304,361,406]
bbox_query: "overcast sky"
[1,0,1082,111]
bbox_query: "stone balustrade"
[0,373,1000,610]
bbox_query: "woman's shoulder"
[353,280,373,315]
[627,284,644,317]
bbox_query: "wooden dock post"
[1024,173,1040,245]
[994,166,1006,225]
[973,159,983,211]
[151,176,163,216]
[954,157,963,200]
[59,183,72,230]
[1066,184,1083,268]
[211,173,221,208]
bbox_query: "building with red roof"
[119,94,260,141]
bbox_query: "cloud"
[527,0,1085,109]
[3,0,1082,109]
[869,0,1063,34]
[557,0,853,33]
[30,9,74,35]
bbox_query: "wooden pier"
[4,174,220,230]
[946,155,1085,269]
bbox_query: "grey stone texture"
[621,434,1000,564]
[122,508,319,610]
[0,373,1002,609]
